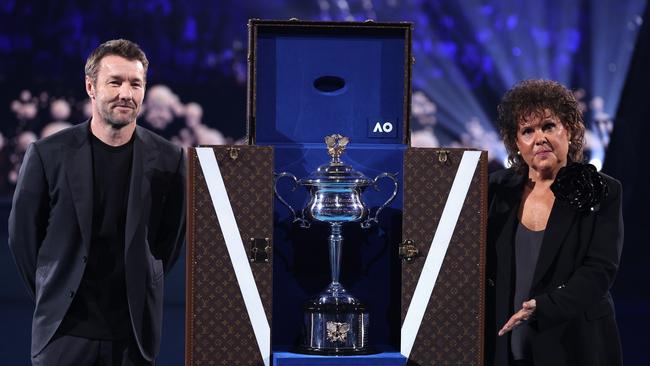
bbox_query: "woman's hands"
[498,299,536,336]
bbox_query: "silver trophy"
[274,134,398,355]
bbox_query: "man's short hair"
[85,39,149,84]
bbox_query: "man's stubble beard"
[99,104,139,130]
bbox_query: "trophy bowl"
[274,134,398,355]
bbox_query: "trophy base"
[296,344,376,356]
[298,285,372,355]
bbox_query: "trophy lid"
[299,134,373,187]
[301,161,373,186]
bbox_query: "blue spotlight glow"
[339,0,646,167]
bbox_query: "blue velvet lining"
[270,145,405,350]
[255,28,406,144]
[252,25,409,353]
[273,351,407,365]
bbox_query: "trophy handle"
[274,172,311,228]
[361,172,399,229]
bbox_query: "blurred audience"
[0,85,237,197]
[143,85,184,131]
[0,86,614,197]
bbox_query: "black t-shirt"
[58,130,134,340]
[511,221,544,361]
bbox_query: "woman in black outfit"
[486,79,623,366]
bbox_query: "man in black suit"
[8,39,185,365]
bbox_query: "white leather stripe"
[196,148,270,366]
[401,150,481,358]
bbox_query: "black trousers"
[32,334,152,366]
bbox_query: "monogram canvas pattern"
[186,146,274,366]
[402,148,487,365]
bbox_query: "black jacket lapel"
[125,126,158,253]
[65,122,93,252]
[492,171,525,323]
[493,172,526,259]
[532,199,576,288]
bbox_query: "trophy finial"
[325,134,349,162]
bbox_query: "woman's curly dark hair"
[497,79,585,172]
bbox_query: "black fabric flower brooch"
[550,163,608,212]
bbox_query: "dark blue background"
[1,0,648,364]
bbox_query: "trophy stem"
[301,220,372,355]
[328,223,343,286]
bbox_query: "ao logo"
[373,121,394,133]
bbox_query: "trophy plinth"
[299,283,371,355]
[274,134,398,355]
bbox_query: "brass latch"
[227,147,240,160]
[399,239,419,262]
[436,150,450,163]
[249,238,271,263]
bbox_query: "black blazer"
[486,167,623,366]
[8,121,186,361]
